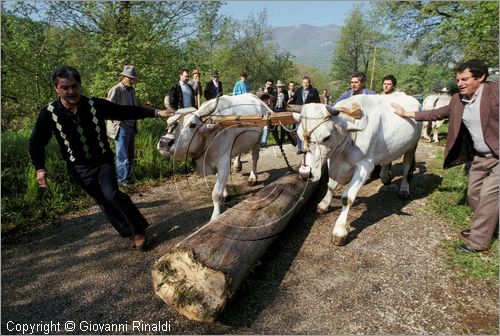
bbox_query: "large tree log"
[151,173,320,322]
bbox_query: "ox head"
[292,103,366,181]
[157,97,221,161]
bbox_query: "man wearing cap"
[232,71,252,96]
[188,69,201,108]
[273,80,289,112]
[260,80,288,146]
[167,68,196,110]
[29,65,173,251]
[204,70,223,100]
[106,65,139,187]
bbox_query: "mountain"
[272,24,342,72]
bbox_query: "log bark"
[152,173,320,322]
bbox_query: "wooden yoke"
[201,103,362,129]
[206,112,297,128]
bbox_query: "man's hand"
[36,169,48,189]
[391,102,414,119]
[157,108,176,117]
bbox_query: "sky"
[219,1,369,27]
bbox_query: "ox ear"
[292,112,302,123]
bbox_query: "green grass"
[427,149,498,282]
[1,119,192,237]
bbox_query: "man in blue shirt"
[333,71,375,105]
[333,71,378,177]
[232,71,251,96]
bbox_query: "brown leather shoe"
[460,228,471,238]
[128,235,136,248]
[134,234,147,251]
[456,243,487,253]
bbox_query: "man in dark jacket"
[393,59,499,253]
[289,75,321,153]
[204,70,223,100]
[167,68,196,110]
[29,66,172,251]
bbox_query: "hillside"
[272,24,342,72]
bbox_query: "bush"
[1,120,192,236]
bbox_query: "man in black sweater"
[29,66,172,251]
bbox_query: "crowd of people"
[29,59,498,254]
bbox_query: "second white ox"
[157,93,271,221]
[421,93,451,143]
[293,93,422,245]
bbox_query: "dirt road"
[2,141,498,334]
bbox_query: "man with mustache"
[392,59,498,253]
[29,66,173,251]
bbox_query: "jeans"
[115,126,135,184]
[261,126,269,144]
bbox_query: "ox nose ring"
[298,165,312,181]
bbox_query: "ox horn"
[196,94,221,118]
[325,105,340,116]
[326,103,362,119]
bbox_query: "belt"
[475,152,498,159]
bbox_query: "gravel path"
[2,141,498,335]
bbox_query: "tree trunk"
[152,173,320,322]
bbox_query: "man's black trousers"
[68,161,148,237]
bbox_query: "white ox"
[421,93,451,143]
[157,93,272,221]
[293,93,421,245]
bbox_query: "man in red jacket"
[392,59,499,253]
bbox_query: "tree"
[1,2,71,130]
[44,1,211,104]
[330,6,389,92]
[372,1,499,66]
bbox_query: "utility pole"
[369,46,377,89]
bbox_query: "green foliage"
[372,1,499,66]
[1,130,89,234]
[428,150,498,281]
[330,5,389,93]
[185,9,296,96]
[373,63,455,95]
[0,121,191,236]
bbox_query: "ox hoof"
[398,192,410,200]
[247,179,257,186]
[234,166,242,173]
[331,235,347,246]
[317,207,328,215]
[381,173,392,186]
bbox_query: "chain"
[271,125,294,172]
